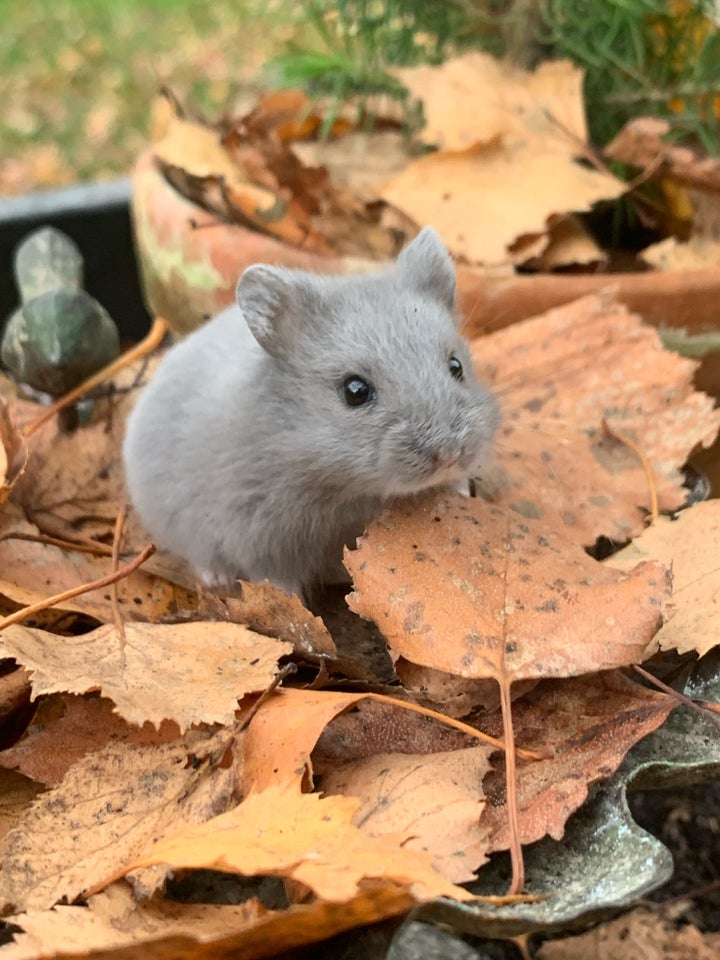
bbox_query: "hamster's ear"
[397,227,456,309]
[236,264,307,357]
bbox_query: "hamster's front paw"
[197,567,236,591]
[453,477,476,497]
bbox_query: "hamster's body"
[123,229,498,595]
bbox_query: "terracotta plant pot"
[131,148,720,339]
[131,150,358,337]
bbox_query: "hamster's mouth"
[381,459,475,498]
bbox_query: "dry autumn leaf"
[11,408,126,544]
[243,688,370,791]
[312,697,473,767]
[120,777,472,904]
[605,116,720,194]
[0,620,292,730]
[474,291,720,547]
[345,492,671,687]
[383,54,625,265]
[2,879,419,960]
[479,672,675,851]
[0,401,27,508]
[382,144,624,266]
[0,693,181,786]
[641,236,720,271]
[0,769,44,849]
[216,583,337,660]
[0,731,239,913]
[394,54,589,154]
[319,746,491,883]
[152,94,410,261]
[0,508,197,624]
[0,666,33,751]
[537,907,720,960]
[605,500,720,658]
[153,112,281,219]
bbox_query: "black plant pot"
[0,179,151,344]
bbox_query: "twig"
[0,530,113,557]
[500,680,524,895]
[364,691,550,762]
[237,664,298,735]
[110,506,128,646]
[22,317,168,439]
[602,417,659,522]
[633,663,720,733]
[0,543,156,632]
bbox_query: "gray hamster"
[123,227,498,596]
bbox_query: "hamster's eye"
[449,356,464,381]
[342,375,376,407]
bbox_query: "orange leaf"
[123,778,472,904]
[345,492,671,685]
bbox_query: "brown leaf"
[2,879,417,960]
[319,746,491,883]
[381,143,624,266]
[383,54,624,265]
[0,694,180,786]
[531,215,605,271]
[241,89,347,142]
[153,113,279,216]
[605,500,720,658]
[11,406,126,543]
[393,660,536,719]
[243,688,371,791]
[537,907,720,960]
[606,116,720,193]
[0,731,238,912]
[0,401,28,508]
[0,512,197,624]
[641,236,720,271]
[0,769,44,849]
[395,54,589,153]
[480,672,675,850]
[0,666,33,750]
[475,292,720,547]
[123,778,472,903]
[292,131,414,197]
[312,698,473,767]
[218,583,337,660]
[0,621,291,730]
[345,492,671,686]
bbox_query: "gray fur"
[122,227,499,594]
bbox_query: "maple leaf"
[382,53,625,265]
[606,500,720,658]
[0,621,291,730]
[120,777,472,904]
[0,732,238,913]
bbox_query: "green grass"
[0,0,289,194]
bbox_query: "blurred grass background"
[1,0,718,198]
[0,0,287,196]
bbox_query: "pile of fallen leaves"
[138,52,720,345]
[0,274,718,957]
[151,53,627,267]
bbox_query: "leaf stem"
[500,679,524,895]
